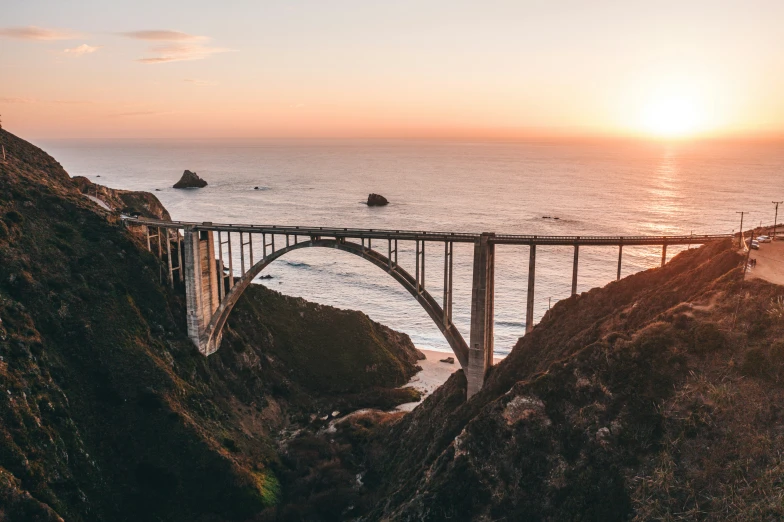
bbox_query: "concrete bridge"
[125,217,730,397]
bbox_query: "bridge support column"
[571,242,580,296]
[617,244,623,281]
[525,244,536,333]
[443,242,453,325]
[661,243,667,267]
[467,233,495,398]
[184,226,220,354]
[166,228,174,288]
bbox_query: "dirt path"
[748,239,784,286]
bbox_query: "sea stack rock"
[367,193,389,206]
[173,170,208,189]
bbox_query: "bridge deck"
[123,217,731,247]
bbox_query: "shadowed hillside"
[265,236,784,520]
[0,129,421,521]
[350,239,784,521]
[2,129,783,521]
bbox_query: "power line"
[773,201,783,239]
[736,211,749,250]
[0,113,5,163]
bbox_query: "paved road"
[748,239,784,286]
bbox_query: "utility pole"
[773,201,783,239]
[736,211,748,249]
[0,114,5,163]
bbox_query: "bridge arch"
[201,238,470,369]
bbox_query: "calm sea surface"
[41,138,783,356]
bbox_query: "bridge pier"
[443,242,453,325]
[165,228,174,288]
[525,243,536,333]
[183,226,220,354]
[571,241,579,296]
[661,243,667,267]
[467,233,495,398]
[617,244,623,280]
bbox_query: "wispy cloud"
[137,44,232,64]
[184,78,217,85]
[113,110,172,117]
[0,97,36,104]
[0,97,92,105]
[0,26,81,40]
[63,43,101,56]
[51,99,94,105]
[121,30,207,42]
[121,29,232,64]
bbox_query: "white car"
[750,240,760,250]
[757,235,772,243]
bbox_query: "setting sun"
[641,96,702,138]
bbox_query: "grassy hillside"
[270,236,784,520]
[0,129,421,521]
[4,127,781,521]
[358,239,784,521]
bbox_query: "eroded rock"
[173,170,208,189]
[367,193,389,206]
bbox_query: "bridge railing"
[491,233,732,246]
[121,217,731,246]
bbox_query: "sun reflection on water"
[642,147,686,237]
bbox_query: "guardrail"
[121,217,732,247]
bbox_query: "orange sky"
[2,1,783,140]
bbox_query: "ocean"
[41,138,783,356]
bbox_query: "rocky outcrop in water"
[173,169,208,188]
[367,193,388,206]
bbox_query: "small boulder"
[439,357,455,364]
[173,170,208,189]
[254,186,260,190]
[367,193,389,206]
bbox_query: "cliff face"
[0,129,421,521]
[4,128,783,522]
[71,176,172,220]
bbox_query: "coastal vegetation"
[1,128,783,521]
[0,129,420,521]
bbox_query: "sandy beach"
[396,349,504,412]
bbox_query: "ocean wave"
[495,320,523,328]
[283,260,312,269]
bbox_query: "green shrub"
[4,210,23,224]
[673,313,691,330]
[692,322,725,355]
[770,341,784,382]
[741,348,769,378]
[222,438,239,453]
[0,220,8,239]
